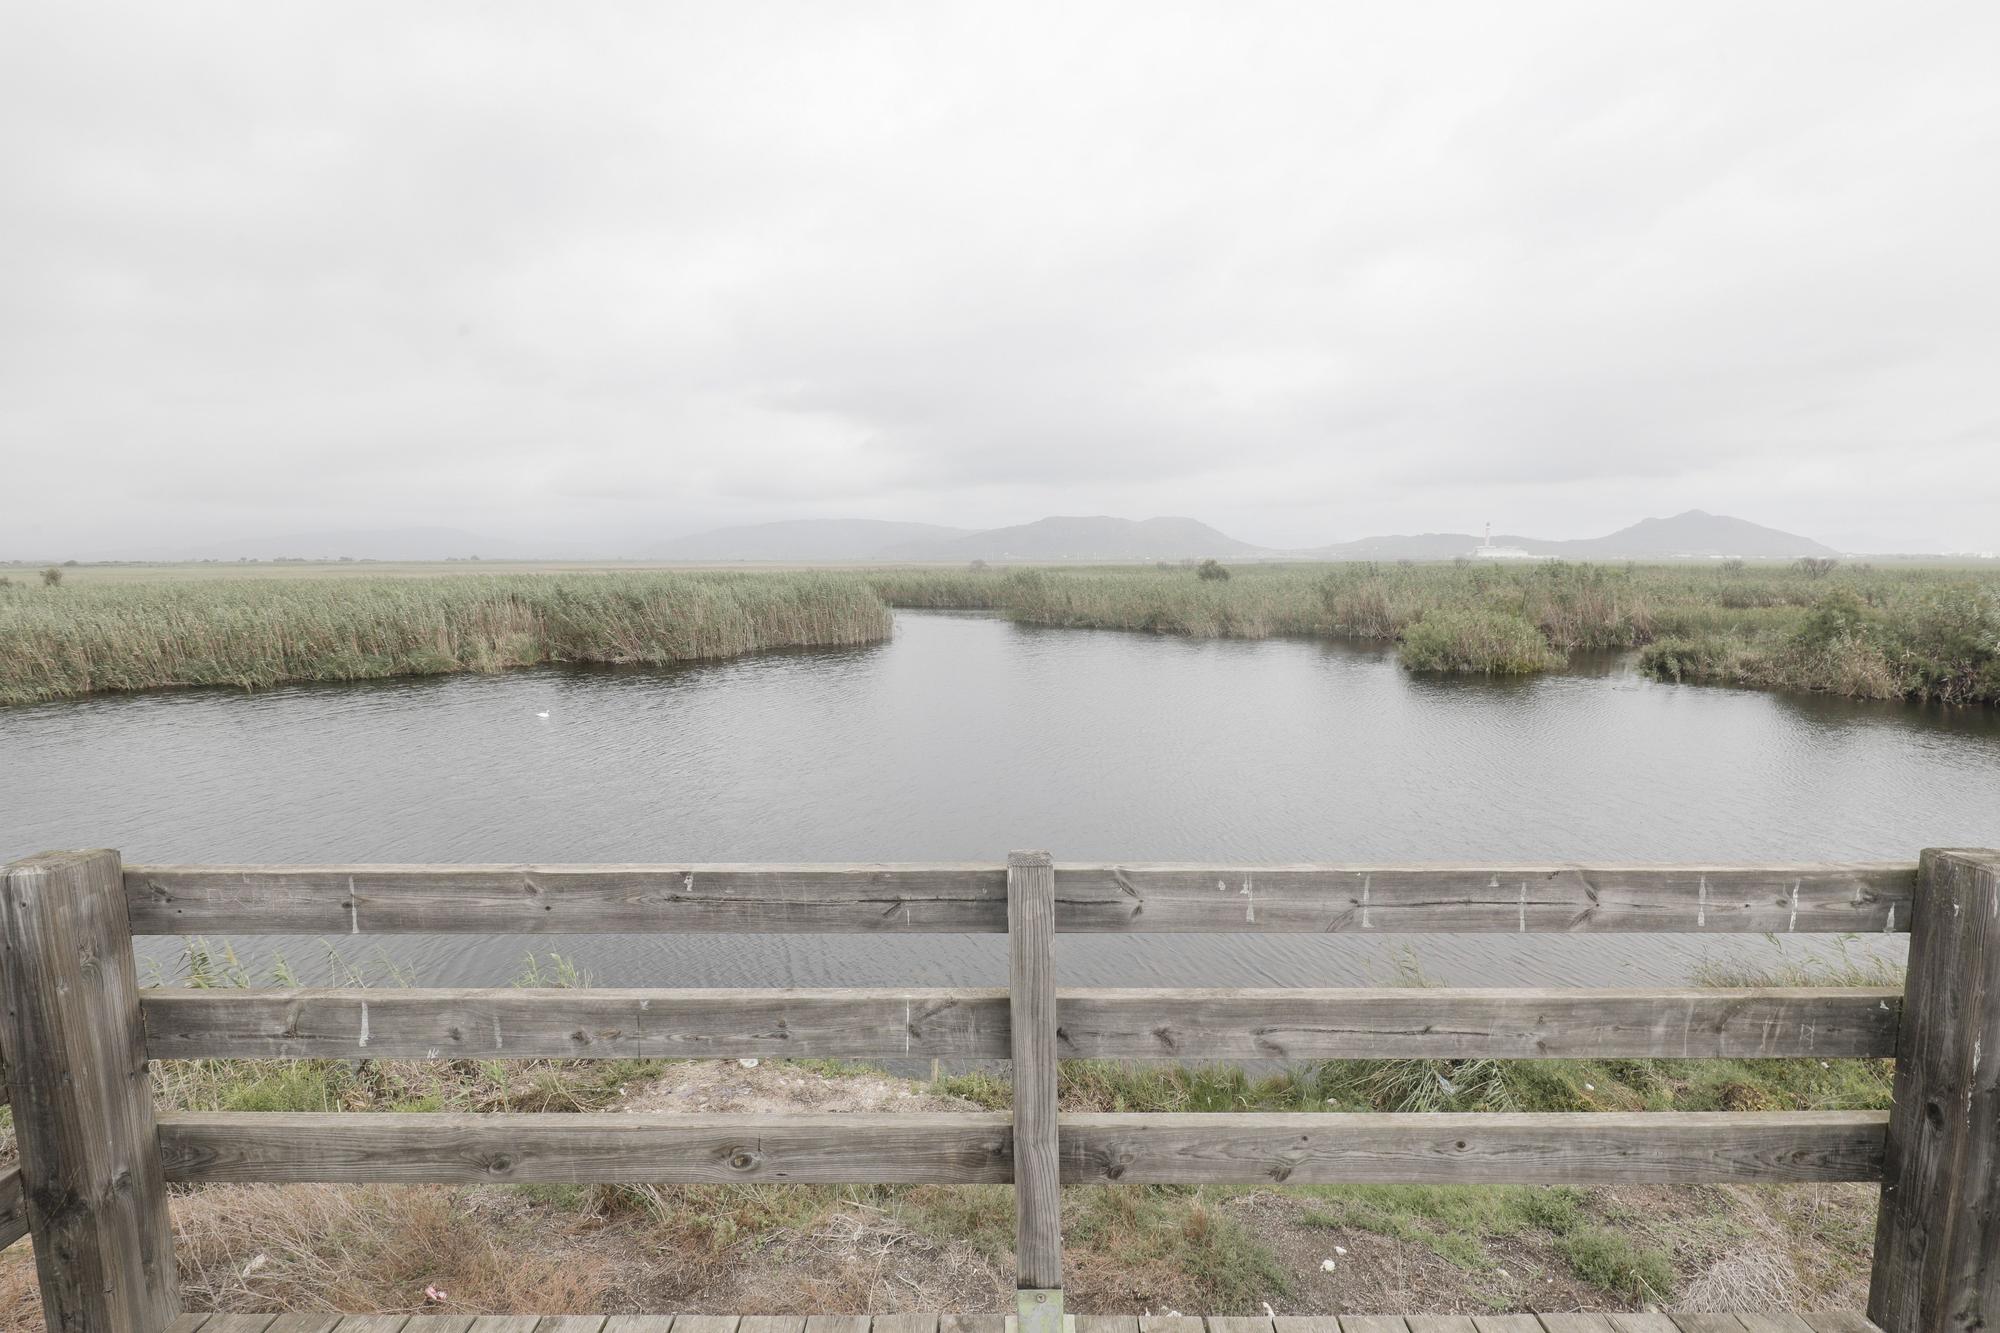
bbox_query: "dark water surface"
[5,611,1996,989]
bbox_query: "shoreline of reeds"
[0,571,892,706]
[862,562,2000,702]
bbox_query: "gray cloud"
[3,0,1996,557]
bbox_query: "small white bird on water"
[536,711,549,718]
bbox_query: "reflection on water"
[4,611,1995,989]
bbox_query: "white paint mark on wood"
[492,1015,503,1050]
[358,1002,370,1048]
[1886,903,1897,932]
[1698,876,1708,927]
[1790,881,1800,932]
[1241,877,1255,924]
[1361,875,1372,929]
[1518,882,1528,933]
[348,877,359,934]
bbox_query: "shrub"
[1195,559,1230,582]
[39,566,62,587]
[1559,1227,1675,1302]
[1399,610,1560,674]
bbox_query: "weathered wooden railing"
[1,848,1995,1333]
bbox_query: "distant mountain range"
[651,509,1838,563]
[650,519,975,562]
[85,508,1840,565]
[1305,511,1842,562]
[660,515,1261,563]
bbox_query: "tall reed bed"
[0,572,891,704]
[860,561,2000,701]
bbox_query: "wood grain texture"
[939,1318,1006,1333]
[0,1165,25,1251]
[156,1112,1015,1184]
[138,985,1901,1063]
[124,865,1008,935]
[1008,851,1063,1291]
[1732,1317,1814,1333]
[1,850,181,1332]
[1402,1319,1475,1333]
[267,1316,346,1333]
[1050,864,1913,933]
[1868,848,2000,1333]
[1057,1110,1889,1184]
[1052,986,1901,1061]
[141,987,1014,1061]
[121,863,1913,935]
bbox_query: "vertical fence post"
[1869,847,2000,1333]
[1007,849,1064,1333]
[1,850,179,1333]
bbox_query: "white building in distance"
[1471,523,1538,560]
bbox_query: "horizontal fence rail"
[0,1166,25,1250]
[124,862,1917,934]
[140,985,1906,1061]
[150,1110,1890,1187]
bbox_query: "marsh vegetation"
[3,559,1994,704]
[865,560,2000,700]
[0,571,889,705]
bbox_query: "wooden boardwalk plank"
[123,863,1915,936]
[267,1319,348,1333]
[802,1319,871,1333]
[1605,1318,1679,1333]
[672,1319,740,1333]
[165,1318,210,1333]
[1733,1317,1814,1333]
[395,1320,474,1333]
[1206,1320,1274,1333]
[939,1318,1006,1333]
[461,1320,539,1333]
[328,1319,412,1333]
[871,1318,937,1333]
[1136,1319,1205,1333]
[1540,1318,1617,1333]
[1669,1318,1746,1333]
[1404,1319,1476,1333]
[734,1320,798,1333]
[1060,1111,1887,1185]
[534,1320,606,1333]
[1799,1319,1882,1333]
[1342,1319,1412,1333]
[599,1321,675,1333]
[1470,1319,1542,1333]
[1075,1319,1139,1333]
[1272,1320,1343,1333]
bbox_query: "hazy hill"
[167,527,512,562]
[649,519,973,562]
[885,515,1268,562]
[1571,510,1840,558]
[1309,511,1838,561]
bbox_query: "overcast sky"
[4,1,1996,558]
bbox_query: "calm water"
[5,611,1997,990]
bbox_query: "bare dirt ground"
[0,1063,1877,1329]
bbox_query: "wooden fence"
[1,848,1995,1333]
